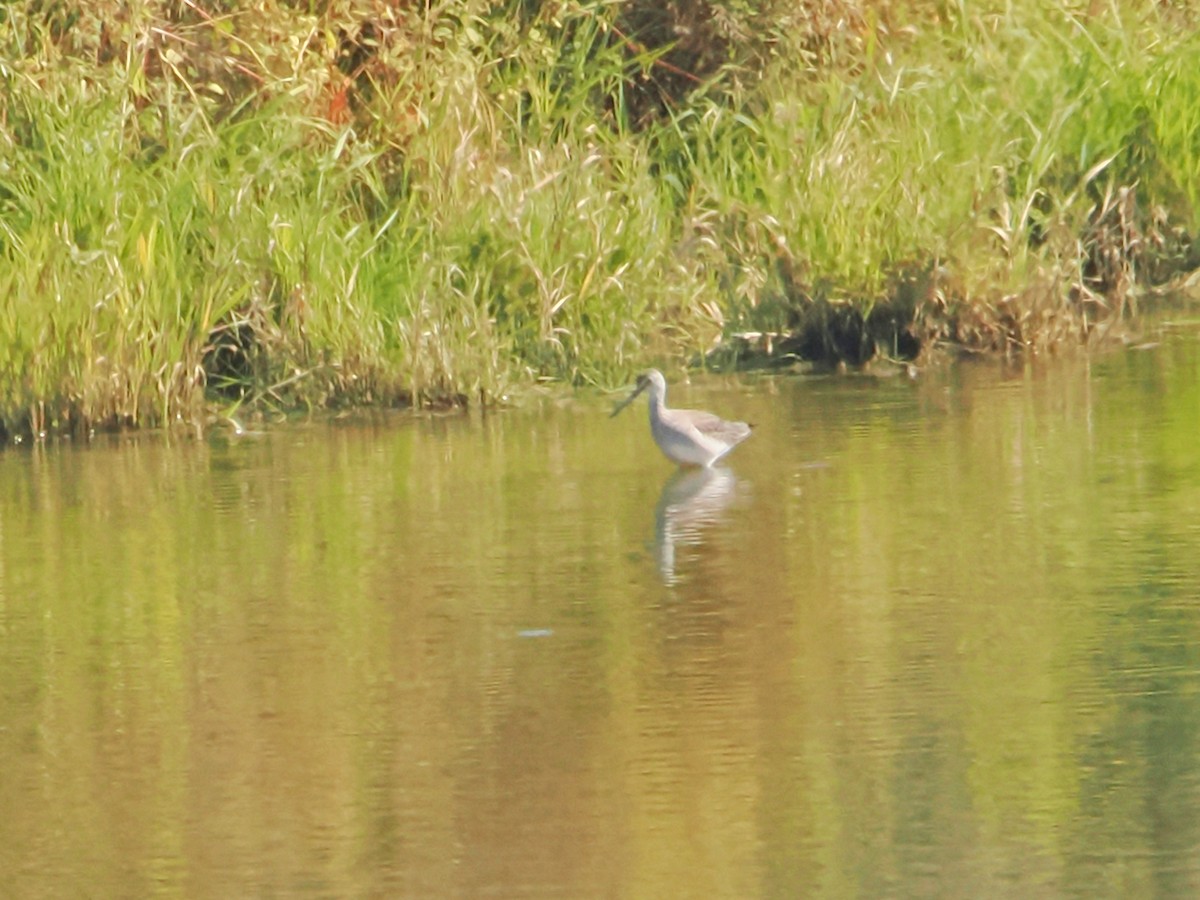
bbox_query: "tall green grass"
[0,70,384,433]
[0,0,1197,438]
[656,1,1200,350]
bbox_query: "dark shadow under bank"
[708,292,1199,377]
[710,257,1200,374]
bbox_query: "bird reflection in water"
[653,466,739,585]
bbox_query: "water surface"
[2,333,1200,897]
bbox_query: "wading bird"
[611,369,751,468]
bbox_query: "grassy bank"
[0,0,1197,438]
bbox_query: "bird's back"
[654,405,751,466]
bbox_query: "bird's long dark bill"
[610,381,647,418]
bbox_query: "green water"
[2,333,1199,897]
